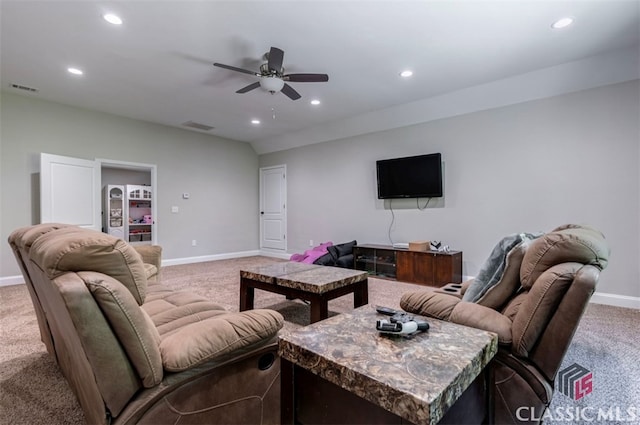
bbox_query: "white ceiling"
[2,1,639,154]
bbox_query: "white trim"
[161,250,261,267]
[5,270,637,310]
[2,250,263,285]
[0,275,25,287]
[259,249,292,260]
[590,292,640,310]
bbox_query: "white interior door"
[40,153,101,230]
[260,165,287,250]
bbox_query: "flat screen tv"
[376,153,443,199]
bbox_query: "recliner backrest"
[520,224,608,288]
[505,225,609,378]
[8,223,74,357]
[21,226,158,419]
[29,226,149,304]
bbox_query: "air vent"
[181,121,215,131]
[10,83,39,93]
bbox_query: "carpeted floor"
[1,256,638,424]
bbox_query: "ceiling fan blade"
[213,63,259,76]
[284,73,329,82]
[236,81,261,94]
[281,83,301,100]
[267,47,284,72]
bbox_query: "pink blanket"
[290,242,333,264]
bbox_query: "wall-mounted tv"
[376,153,443,199]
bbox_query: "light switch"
[171,206,179,213]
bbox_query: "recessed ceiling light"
[400,70,413,78]
[67,67,84,75]
[552,17,574,29]
[251,119,261,125]
[310,99,321,105]
[103,13,123,25]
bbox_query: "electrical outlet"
[309,239,314,247]
[171,206,179,213]
[192,240,197,246]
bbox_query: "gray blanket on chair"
[463,232,541,303]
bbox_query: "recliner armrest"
[134,245,162,270]
[401,291,513,344]
[400,291,460,321]
[134,245,163,281]
[159,309,284,372]
[450,302,512,344]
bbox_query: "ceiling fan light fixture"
[103,13,123,25]
[552,17,574,29]
[214,47,327,100]
[260,76,285,93]
[67,67,83,75]
[310,99,321,105]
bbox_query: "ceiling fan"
[213,46,329,100]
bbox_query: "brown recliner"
[400,224,609,424]
[9,223,284,425]
[9,223,163,360]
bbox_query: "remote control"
[375,306,399,316]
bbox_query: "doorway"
[259,165,287,251]
[40,153,157,244]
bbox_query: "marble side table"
[278,305,498,424]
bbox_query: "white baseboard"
[1,249,270,287]
[161,250,261,267]
[259,249,292,260]
[3,268,638,311]
[0,275,25,287]
[590,291,640,309]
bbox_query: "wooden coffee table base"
[240,277,368,324]
[281,359,491,425]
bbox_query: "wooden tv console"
[353,244,462,287]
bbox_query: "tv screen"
[376,153,443,199]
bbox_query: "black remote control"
[375,306,398,316]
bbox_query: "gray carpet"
[545,303,640,424]
[1,256,638,424]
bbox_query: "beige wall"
[1,92,260,277]
[260,80,640,299]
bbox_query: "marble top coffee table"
[278,305,498,425]
[239,262,368,324]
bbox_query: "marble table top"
[278,305,498,425]
[240,262,368,294]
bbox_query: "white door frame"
[259,164,287,254]
[97,158,158,244]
